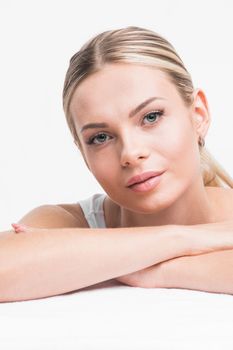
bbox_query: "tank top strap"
[78,193,107,228]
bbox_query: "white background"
[0,0,233,230]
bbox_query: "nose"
[120,137,150,168]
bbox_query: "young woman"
[1,26,233,302]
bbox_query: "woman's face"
[70,63,210,213]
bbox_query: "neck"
[118,177,216,227]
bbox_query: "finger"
[11,223,28,233]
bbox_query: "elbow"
[0,267,20,303]
[0,247,19,302]
[0,269,12,303]
[0,268,31,303]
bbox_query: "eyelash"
[86,109,164,146]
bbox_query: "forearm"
[2,219,233,301]
[0,224,188,302]
[161,249,233,294]
[120,250,233,294]
[117,221,233,289]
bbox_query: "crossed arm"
[12,221,233,295]
[3,216,233,301]
[117,248,233,295]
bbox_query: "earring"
[198,136,205,148]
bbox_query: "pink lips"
[126,170,164,187]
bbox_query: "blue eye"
[142,110,164,124]
[86,109,164,146]
[87,133,111,145]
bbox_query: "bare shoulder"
[16,203,89,229]
[220,187,233,207]
[211,186,233,201]
[57,203,89,228]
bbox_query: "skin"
[69,62,231,228]
[10,63,233,292]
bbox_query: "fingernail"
[11,223,19,233]
[11,223,27,231]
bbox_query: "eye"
[86,109,164,146]
[86,132,112,145]
[142,110,164,125]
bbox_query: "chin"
[123,183,185,214]
[118,192,172,214]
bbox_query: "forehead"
[70,63,180,122]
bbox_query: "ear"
[73,139,91,171]
[190,88,211,140]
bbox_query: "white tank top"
[78,193,107,228]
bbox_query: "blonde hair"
[63,26,233,188]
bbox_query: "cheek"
[164,122,200,178]
[86,153,118,186]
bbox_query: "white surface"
[1,2,233,347]
[0,0,233,230]
[1,280,233,349]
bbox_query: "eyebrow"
[79,96,166,133]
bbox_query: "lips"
[126,170,165,187]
